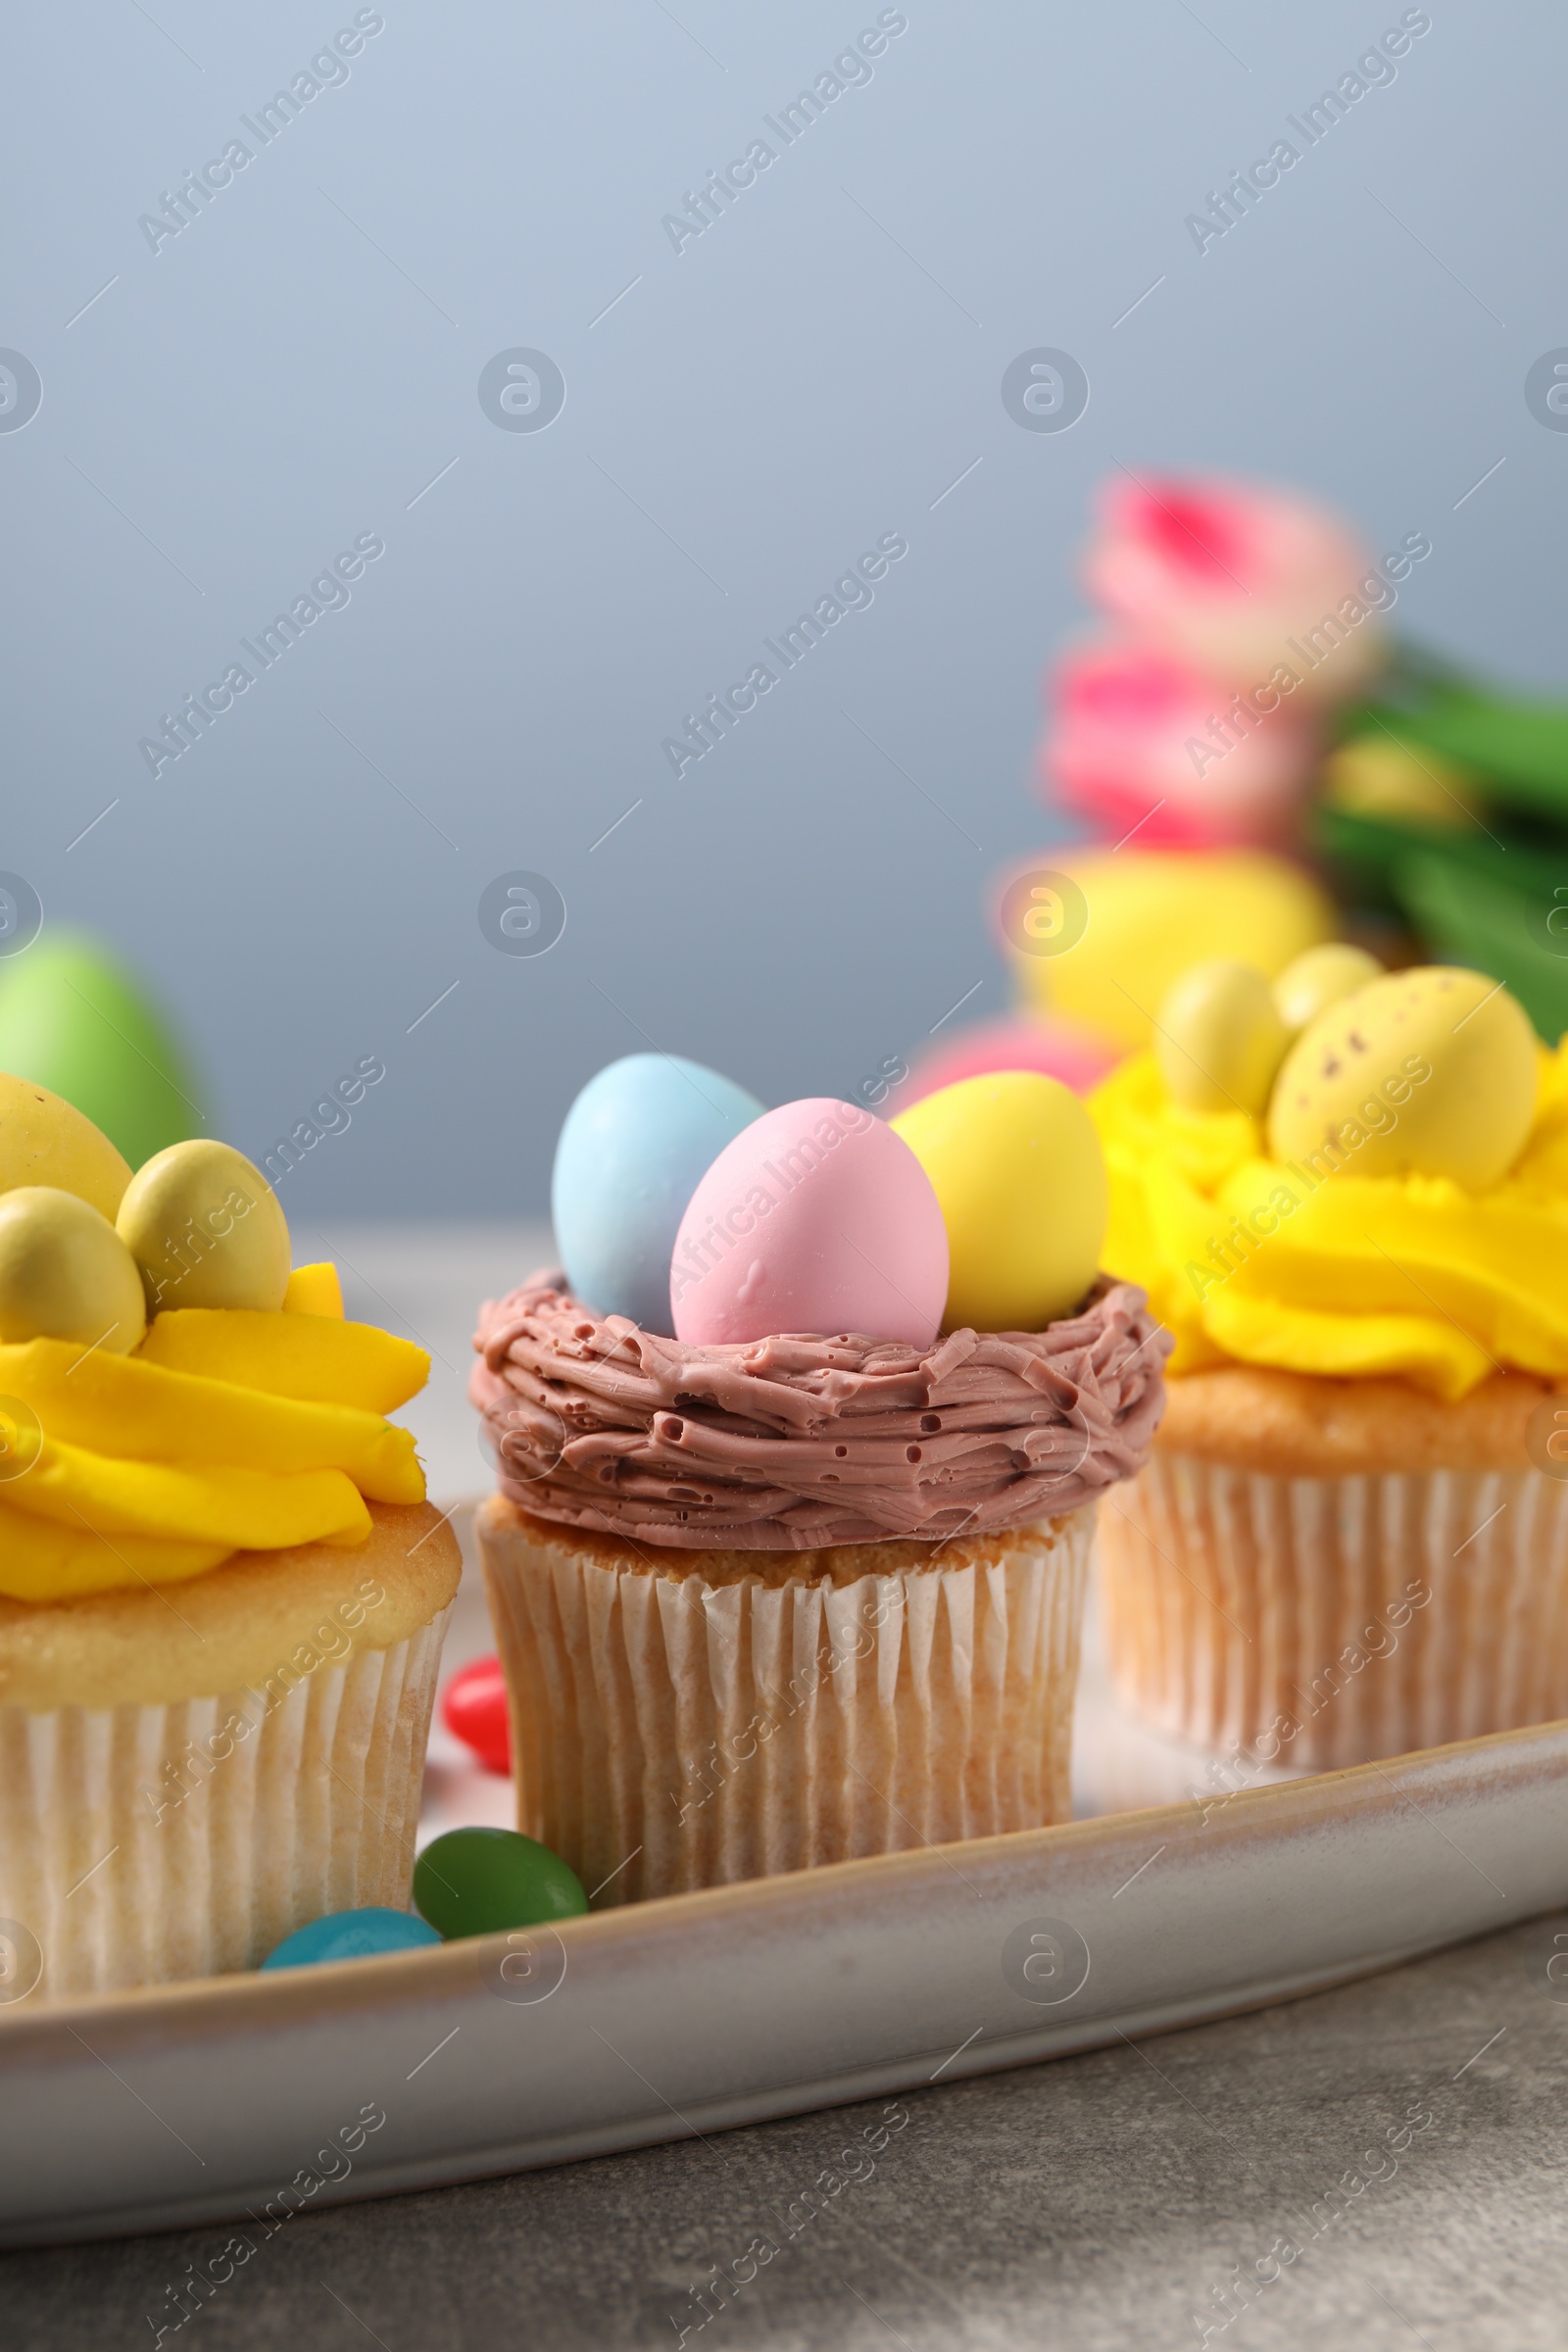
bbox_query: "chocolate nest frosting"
[470,1273,1170,1550]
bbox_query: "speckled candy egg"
[1267,966,1538,1191]
[893,1071,1107,1331]
[552,1054,763,1335]
[670,1099,949,1348]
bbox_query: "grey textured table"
[7,1912,1568,2349]
[9,1230,1567,2346]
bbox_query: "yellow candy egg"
[891,1071,1106,1331]
[118,1139,291,1315]
[1272,942,1383,1034]
[1154,960,1289,1116]
[0,1068,132,1220]
[1267,966,1538,1192]
[0,1185,146,1352]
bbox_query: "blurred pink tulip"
[1045,639,1323,850]
[1081,474,1390,702]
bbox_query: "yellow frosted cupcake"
[0,1078,459,1997]
[1091,952,1568,1768]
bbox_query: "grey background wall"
[3,0,1560,1214]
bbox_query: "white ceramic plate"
[4,1506,1564,2251]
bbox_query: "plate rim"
[5,1702,1565,2057]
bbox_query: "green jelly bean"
[414,1826,588,1938]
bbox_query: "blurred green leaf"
[1343,676,1568,822]
[1311,802,1568,1042]
[1391,850,1568,1044]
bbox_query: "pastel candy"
[261,1906,441,1970]
[1268,966,1538,1192]
[0,1066,131,1221]
[893,1072,1107,1332]
[669,1098,949,1348]
[1272,943,1383,1034]
[552,1054,763,1335]
[1154,960,1289,1116]
[118,1138,291,1315]
[0,1186,147,1352]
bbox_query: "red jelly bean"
[441,1654,512,1776]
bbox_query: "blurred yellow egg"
[1272,942,1383,1034]
[1155,960,1289,1115]
[892,1071,1107,1331]
[1268,966,1538,1191]
[1009,850,1333,1052]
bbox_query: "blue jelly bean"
[261,1906,443,1970]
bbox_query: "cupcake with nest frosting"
[470,1059,1168,1903]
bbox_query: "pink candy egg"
[670,1098,949,1348]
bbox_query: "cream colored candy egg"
[1267,966,1538,1192]
[1154,960,1289,1116]
[0,1186,147,1351]
[1272,942,1383,1034]
[891,1070,1106,1331]
[117,1139,291,1314]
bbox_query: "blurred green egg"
[0,930,201,1171]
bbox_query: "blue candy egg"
[261,1906,442,1971]
[552,1054,763,1334]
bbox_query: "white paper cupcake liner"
[0,1609,450,2000]
[478,1501,1094,1904]
[1098,1453,1568,1768]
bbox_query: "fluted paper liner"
[1099,1453,1568,1769]
[0,1610,449,2000]
[478,1499,1094,1904]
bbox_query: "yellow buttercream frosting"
[0,1269,431,1601]
[283,1260,346,1316]
[1091,1046,1568,1402]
